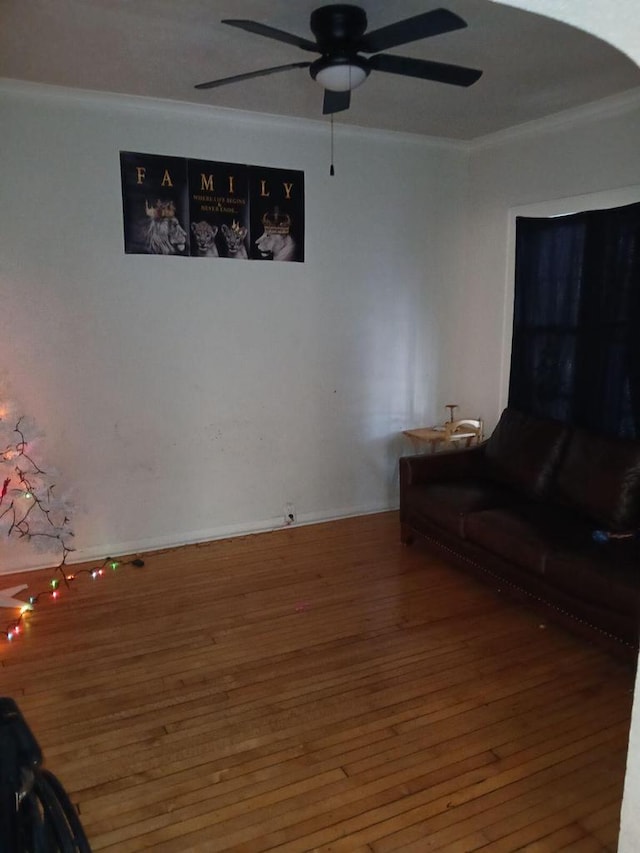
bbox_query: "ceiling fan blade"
[195,61,311,90]
[323,89,351,115]
[222,19,318,53]
[369,54,482,87]
[359,8,467,53]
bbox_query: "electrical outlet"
[284,502,296,525]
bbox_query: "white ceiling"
[2,0,640,140]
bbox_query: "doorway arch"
[490,3,640,849]
[490,1,640,66]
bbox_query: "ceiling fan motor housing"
[310,5,368,49]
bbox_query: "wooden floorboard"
[1,511,635,852]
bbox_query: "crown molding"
[471,85,640,150]
[0,77,469,153]
[2,77,639,154]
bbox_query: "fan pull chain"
[330,114,335,176]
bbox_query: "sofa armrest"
[399,444,487,488]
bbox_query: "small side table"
[403,419,483,453]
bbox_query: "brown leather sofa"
[400,407,640,658]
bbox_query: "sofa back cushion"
[483,408,570,498]
[552,428,640,530]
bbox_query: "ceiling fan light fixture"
[310,57,369,92]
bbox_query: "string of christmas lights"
[1,556,145,643]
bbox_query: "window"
[509,202,640,437]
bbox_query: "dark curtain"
[508,201,640,438]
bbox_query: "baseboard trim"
[1,502,397,575]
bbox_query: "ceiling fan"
[195,5,483,115]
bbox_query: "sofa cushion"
[464,504,591,575]
[552,428,640,530]
[545,542,640,619]
[402,480,517,538]
[483,408,570,499]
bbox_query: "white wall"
[0,81,468,571]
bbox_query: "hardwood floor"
[1,512,635,852]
